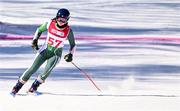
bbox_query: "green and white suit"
[20,19,76,83]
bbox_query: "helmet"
[56,8,70,20]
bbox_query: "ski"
[26,91,43,96]
[10,91,43,97]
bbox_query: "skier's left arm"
[64,29,76,62]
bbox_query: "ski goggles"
[56,17,68,23]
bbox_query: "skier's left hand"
[64,53,73,62]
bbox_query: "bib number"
[48,37,62,48]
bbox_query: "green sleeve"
[33,22,48,40]
[67,29,76,52]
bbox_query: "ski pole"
[71,61,101,92]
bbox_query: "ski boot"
[10,80,24,97]
[28,79,42,93]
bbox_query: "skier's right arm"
[32,22,48,50]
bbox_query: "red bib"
[47,20,70,48]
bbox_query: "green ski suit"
[20,19,76,82]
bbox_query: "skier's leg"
[40,55,60,80]
[11,51,46,94]
[20,53,46,81]
[29,55,61,92]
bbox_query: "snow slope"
[0,0,180,111]
[1,0,180,36]
[0,39,180,111]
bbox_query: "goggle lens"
[57,17,68,23]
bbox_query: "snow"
[1,77,180,111]
[0,39,180,111]
[0,0,180,111]
[1,0,180,36]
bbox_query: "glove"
[64,53,73,62]
[32,39,39,50]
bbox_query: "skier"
[10,8,76,96]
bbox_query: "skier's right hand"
[32,39,39,50]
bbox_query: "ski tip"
[34,91,43,96]
[10,92,16,97]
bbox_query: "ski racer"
[10,8,76,96]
